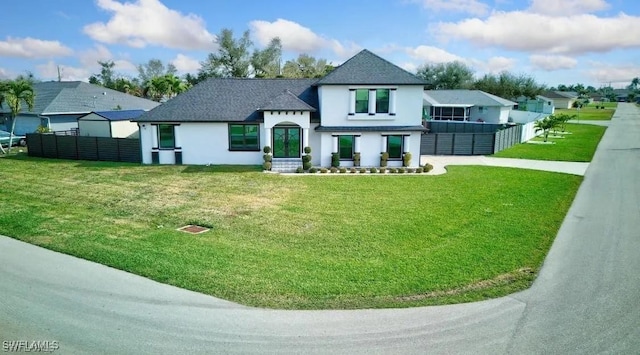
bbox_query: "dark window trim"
[384,134,405,160]
[157,124,177,150]
[337,134,355,160]
[228,123,261,151]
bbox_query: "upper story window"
[355,89,369,113]
[376,89,389,113]
[349,88,396,117]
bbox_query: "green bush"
[320,168,328,174]
[350,167,357,174]
[302,155,311,163]
[359,168,366,174]
[331,153,340,167]
[263,154,272,162]
[309,167,318,173]
[263,146,272,154]
[263,161,272,171]
[304,146,312,154]
[295,167,304,173]
[423,163,434,172]
[407,168,415,173]
[353,152,361,167]
[330,167,338,173]
[369,167,378,173]
[379,168,386,173]
[388,168,397,173]
[380,152,389,167]
[403,152,412,167]
[303,162,312,170]
[339,167,347,173]
[416,167,423,173]
[398,167,405,174]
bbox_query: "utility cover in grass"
[177,225,210,234]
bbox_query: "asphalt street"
[1,104,638,354]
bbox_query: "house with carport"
[134,49,427,170]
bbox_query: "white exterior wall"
[318,131,421,167]
[111,121,139,138]
[318,85,424,127]
[79,119,110,137]
[469,106,510,124]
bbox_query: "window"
[158,124,175,149]
[338,135,354,159]
[229,124,260,151]
[355,89,369,113]
[376,89,390,113]
[386,135,403,159]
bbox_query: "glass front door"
[273,127,300,158]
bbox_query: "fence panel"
[474,134,495,154]
[41,134,58,158]
[78,137,99,160]
[435,134,454,155]
[56,136,78,160]
[118,139,141,163]
[26,133,140,163]
[96,138,119,161]
[420,134,436,155]
[452,134,473,155]
[25,134,42,156]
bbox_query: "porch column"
[332,135,339,153]
[151,125,158,149]
[354,135,361,153]
[265,128,272,150]
[380,135,387,153]
[303,128,309,149]
[389,89,397,115]
[348,89,356,115]
[403,135,411,153]
[173,125,181,149]
[368,89,376,115]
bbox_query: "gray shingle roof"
[423,90,516,107]
[315,49,427,86]
[315,125,426,132]
[135,78,319,122]
[85,110,146,121]
[541,90,579,99]
[2,81,159,115]
[258,90,316,112]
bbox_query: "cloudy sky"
[1,0,639,88]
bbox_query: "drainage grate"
[177,225,210,234]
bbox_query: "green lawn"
[493,123,606,162]
[0,155,582,309]
[556,104,615,120]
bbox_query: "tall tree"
[473,71,544,99]
[92,60,116,89]
[416,61,475,90]
[0,79,35,153]
[199,29,252,79]
[281,54,334,78]
[143,74,189,102]
[137,59,177,85]
[251,38,282,78]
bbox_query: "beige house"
[78,110,145,138]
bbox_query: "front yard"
[555,102,616,120]
[0,155,582,309]
[493,123,607,162]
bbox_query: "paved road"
[1,104,638,354]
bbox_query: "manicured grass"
[556,105,614,120]
[493,123,606,162]
[0,155,582,309]
[589,101,618,109]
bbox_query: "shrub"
[353,152,361,167]
[398,167,405,174]
[380,152,389,167]
[330,167,338,173]
[320,168,328,173]
[388,168,397,173]
[350,167,357,173]
[295,167,304,173]
[359,168,366,174]
[402,152,412,167]
[304,146,312,154]
[36,125,51,133]
[416,167,423,173]
[423,163,434,172]
[339,167,347,173]
[309,167,318,173]
[407,168,415,173]
[263,154,272,162]
[263,146,272,154]
[331,153,340,167]
[263,161,272,171]
[379,168,386,173]
[302,147,312,170]
[369,167,378,173]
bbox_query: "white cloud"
[433,11,640,55]
[0,37,72,58]
[413,0,489,16]
[37,61,91,81]
[527,0,609,16]
[477,56,517,73]
[530,54,578,70]
[586,61,640,86]
[405,45,464,63]
[171,54,201,73]
[249,18,360,59]
[83,0,216,50]
[0,67,12,79]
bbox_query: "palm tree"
[534,115,559,142]
[0,79,35,153]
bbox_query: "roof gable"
[90,109,146,121]
[258,90,317,112]
[315,49,426,86]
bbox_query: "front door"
[273,127,300,158]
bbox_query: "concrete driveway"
[1,103,639,354]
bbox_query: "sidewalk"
[421,155,589,176]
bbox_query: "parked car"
[0,130,27,147]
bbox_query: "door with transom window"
[272,126,301,158]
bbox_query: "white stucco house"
[134,50,427,170]
[78,110,145,138]
[422,90,516,124]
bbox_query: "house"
[134,49,427,169]
[515,96,554,114]
[0,81,159,135]
[613,89,630,102]
[540,90,579,109]
[77,110,145,138]
[422,90,516,124]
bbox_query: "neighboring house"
[515,96,554,114]
[540,90,579,109]
[0,81,159,135]
[134,49,426,168]
[613,89,630,102]
[77,110,145,138]
[422,90,516,124]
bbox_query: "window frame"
[386,135,404,160]
[375,89,390,114]
[338,135,355,160]
[355,89,369,114]
[157,124,175,149]
[228,124,260,151]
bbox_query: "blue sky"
[1,0,639,88]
